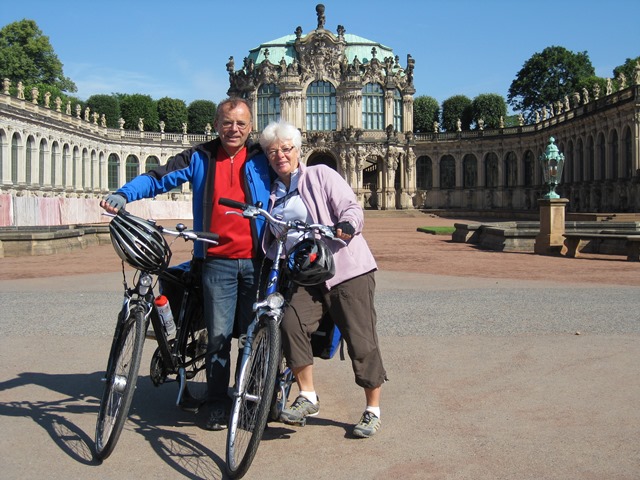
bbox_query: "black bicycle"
[219,197,344,479]
[94,210,219,460]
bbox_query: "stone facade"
[0,4,639,226]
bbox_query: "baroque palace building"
[0,4,639,226]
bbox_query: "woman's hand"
[334,221,355,241]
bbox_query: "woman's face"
[266,140,299,181]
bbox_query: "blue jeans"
[201,257,260,403]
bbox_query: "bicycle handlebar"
[218,198,345,244]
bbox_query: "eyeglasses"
[220,120,250,131]
[267,145,296,158]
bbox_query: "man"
[100,98,271,430]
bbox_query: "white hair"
[259,120,302,151]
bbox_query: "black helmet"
[109,211,171,273]
[285,238,335,286]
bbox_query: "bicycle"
[218,197,344,479]
[94,210,219,460]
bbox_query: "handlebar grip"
[196,231,220,242]
[219,197,247,210]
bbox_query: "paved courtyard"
[1,212,639,479]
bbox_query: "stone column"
[534,198,569,255]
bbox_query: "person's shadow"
[0,371,227,479]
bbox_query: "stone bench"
[563,232,640,261]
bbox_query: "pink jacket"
[266,162,377,289]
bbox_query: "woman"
[260,120,387,438]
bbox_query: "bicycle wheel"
[95,306,145,460]
[226,317,280,479]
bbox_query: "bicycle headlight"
[265,293,285,310]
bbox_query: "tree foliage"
[471,94,507,130]
[507,46,594,121]
[86,94,121,128]
[157,97,188,133]
[119,94,158,131]
[0,19,76,93]
[613,56,640,88]
[412,95,440,133]
[188,100,217,134]
[441,95,473,132]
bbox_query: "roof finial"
[316,4,325,29]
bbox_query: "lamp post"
[534,137,568,255]
[539,136,565,199]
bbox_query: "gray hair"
[259,120,302,151]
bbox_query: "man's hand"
[334,221,355,241]
[100,193,127,214]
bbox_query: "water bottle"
[154,295,176,337]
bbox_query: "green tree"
[441,95,473,132]
[507,46,594,121]
[613,56,640,88]
[0,19,76,93]
[471,94,507,130]
[86,94,121,128]
[412,95,440,133]
[575,76,608,100]
[119,94,158,131]
[157,97,188,133]
[188,100,217,134]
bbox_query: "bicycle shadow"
[263,415,354,440]
[0,371,103,466]
[0,371,228,479]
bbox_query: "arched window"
[416,156,432,189]
[108,153,120,191]
[504,152,517,187]
[485,152,499,188]
[257,83,280,131]
[440,155,456,189]
[463,154,477,188]
[11,133,20,184]
[145,156,160,172]
[623,127,633,178]
[306,81,336,131]
[393,89,403,132]
[39,139,47,186]
[362,83,384,130]
[524,150,535,186]
[125,155,139,182]
[51,142,59,187]
[609,130,619,180]
[26,135,35,184]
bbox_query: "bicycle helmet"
[285,238,335,286]
[109,210,171,273]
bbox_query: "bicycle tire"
[226,317,280,479]
[94,306,145,460]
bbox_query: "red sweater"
[206,147,253,258]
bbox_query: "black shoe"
[204,403,228,431]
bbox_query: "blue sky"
[2,0,639,110]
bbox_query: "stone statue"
[100,114,106,127]
[593,83,600,100]
[572,92,581,108]
[84,107,90,122]
[55,96,62,112]
[634,61,640,84]
[66,100,71,115]
[31,87,39,104]
[535,111,540,123]
[564,95,570,111]
[92,112,99,124]
[405,54,415,85]
[118,117,125,129]
[138,118,144,131]
[17,81,25,99]
[44,91,51,108]
[295,26,303,39]
[205,123,212,135]
[582,87,589,104]
[316,4,325,29]
[456,118,462,132]
[477,118,484,130]
[75,104,81,118]
[159,120,165,133]
[606,77,612,95]
[226,56,234,74]
[499,116,504,128]
[337,24,345,38]
[618,72,627,89]
[182,122,188,134]
[2,78,9,95]
[433,121,439,133]
[518,113,524,126]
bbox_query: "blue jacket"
[116,138,272,259]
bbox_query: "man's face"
[214,103,252,155]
